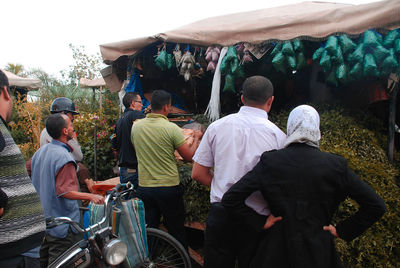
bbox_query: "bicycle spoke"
[146,228,191,268]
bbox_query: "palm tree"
[5,63,24,76]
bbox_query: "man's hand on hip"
[263,214,283,230]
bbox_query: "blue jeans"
[119,167,138,188]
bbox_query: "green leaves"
[271,104,400,267]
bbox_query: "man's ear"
[264,96,274,113]
[267,96,274,106]
[61,127,68,136]
[1,86,11,101]
[241,95,245,105]
[163,104,169,114]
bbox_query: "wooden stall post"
[94,124,98,180]
[387,75,399,162]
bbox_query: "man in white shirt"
[192,76,286,268]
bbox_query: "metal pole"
[99,86,103,111]
[387,82,398,163]
[94,124,97,180]
[92,88,96,110]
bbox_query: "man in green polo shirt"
[131,89,201,248]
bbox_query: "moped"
[46,185,128,268]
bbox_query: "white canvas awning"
[2,69,42,90]
[79,77,106,88]
[100,0,400,63]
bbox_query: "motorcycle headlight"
[103,238,128,265]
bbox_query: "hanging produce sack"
[270,43,283,58]
[223,74,235,93]
[331,46,344,64]
[349,62,363,81]
[282,42,295,56]
[339,35,356,55]
[179,50,195,81]
[155,50,168,71]
[167,53,175,70]
[383,29,400,48]
[220,59,228,74]
[225,46,237,62]
[296,52,307,69]
[205,51,212,62]
[313,47,324,61]
[325,36,339,54]
[293,39,304,52]
[374,45,391,64]
[363,53,379,76]
[205,46,221,73]
[336,63,348,83]
[271,40,307,73]
[230,57,240,76]
[363,30,381,49]
[207,61,216,72]
[394,39,400,54]
[220,49,233,75]
[287,55,297,70]
[272,52,287,73]
[173,45,182,67]
[349,43,364,64]
[381,50,399,76]
[319,50,332,71]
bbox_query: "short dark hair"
[0,70,10,95]
[46,113,67,139]
[151,90,171,111]
[122,92,140,109]
[242,76,274,105]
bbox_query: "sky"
[1,0,382,78]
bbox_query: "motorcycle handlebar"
[46,183,134,234]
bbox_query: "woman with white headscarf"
[221,105,385,268]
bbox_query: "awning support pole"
[387,75,399,163]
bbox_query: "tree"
[61,44,104,86]
[5,63,25,76]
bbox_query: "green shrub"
[271,104,400,267]
[73,93,120,180]
[182,105,400,267]
[73,110,118,180]
[179,163,210,223]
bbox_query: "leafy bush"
[73,95,120,180]
[10,89,120,180]
[179,163,210,223]
[271,104,400,267]
[9,94,49,160]
[182,105,400,266]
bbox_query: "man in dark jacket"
[112,92,145,187]
[222,105,386,268]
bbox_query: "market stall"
[100,0,400,120]
[1,69,43,100]
[79,77,107,109]
[2,69,43,90]
[98,1,400,266]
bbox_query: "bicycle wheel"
[143,228,192,268]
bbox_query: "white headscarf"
[284,105,321,148]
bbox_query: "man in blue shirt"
[31,113,104,267]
